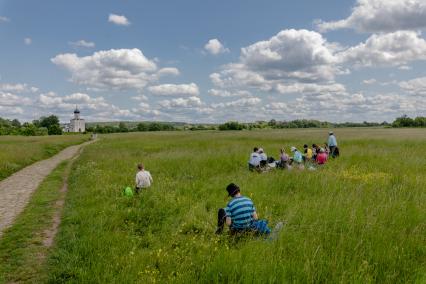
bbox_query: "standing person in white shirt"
[135,163,153,194]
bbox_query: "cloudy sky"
[1,0,426,123]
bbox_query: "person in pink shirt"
[316,148,328,165]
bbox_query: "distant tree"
[118,122,129,132]
[48,124,63,135]
[148,122,162,131]
[219,121,245,130]
[20,123,37,136]
[32,119,41,127]
[36,115,62,135]
[392,115,415,127]
[85,126,95,132]
[414,116,426,127]
[36,127,49,136]
[11,119,21,127]
[268,119,277,127]
[137,123,148,132]
[39,115,60,129]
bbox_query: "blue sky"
[1,0,426,123]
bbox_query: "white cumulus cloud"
[204,38,230,55]
[316,0,426,33]
[208,89,251,97]
[36,92,138,121]
[0,83,38,93]
[0,106,23,115]
[148,83,199,96]
[0,92,32,106]
[157,67,180,77]
[338,31,426,67]
[131,94,149,101]
[108,14,130,26]
[210,29,345,95]
[399,77,426,95]
[51,48,175,91]
[69,40,95,48]
[362,79,377,85]
[212,97,262,108]
[159,96,202,108]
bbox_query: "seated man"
[248,147,261,171]
[216,183,270,235]
[258,148,268,168]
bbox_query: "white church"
[63,107,86,133]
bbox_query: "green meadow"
[0,135,88,181]
[1,128,425,283]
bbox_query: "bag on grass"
[123,186,134,197]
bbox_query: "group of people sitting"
[132,132,339,237]
[248,131,340,171]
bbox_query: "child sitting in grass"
[135,163,153,194]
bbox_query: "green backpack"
[123,186,134,197]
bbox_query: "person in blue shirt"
[216,183,270,235]
[327,131,339,158]
[290,146,303,165]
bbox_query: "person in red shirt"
[316,148,328,165]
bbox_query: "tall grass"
[0,135,88,181]
[46,129,425,283]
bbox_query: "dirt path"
[0,140,94,237]
[41,149,81,248]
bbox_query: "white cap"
[258,148,264,153]
[329,131,334,134]
[291,146,296,152]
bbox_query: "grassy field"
[0,135,88,181]
[36,128,424,283]
[2,128,425,283]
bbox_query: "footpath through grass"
[0,134,88,181]
[46,129,425,283]
[0,162,68,283]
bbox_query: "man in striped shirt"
[216,183,270,235]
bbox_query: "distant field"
[19,129,426,282]
[0,135,89,181]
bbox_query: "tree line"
[86,122,177,133]
[0,115,62,136]
[217,119,390,130]
[1,115,424,136]
[391,115,426,127]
